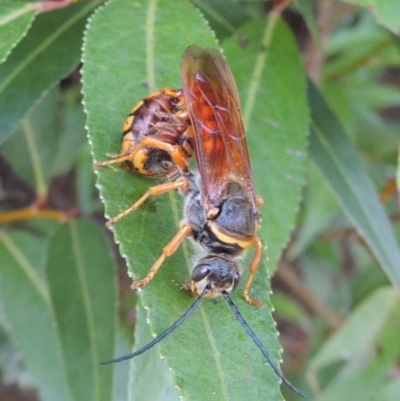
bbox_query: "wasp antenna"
[222,291,307,399]
[101,287,208,365]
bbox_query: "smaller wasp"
[95,88,193,178]
[94,88,194,225]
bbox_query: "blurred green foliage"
[0,1,399,401]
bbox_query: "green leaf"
[111,332,131,401]
[309,286,397,371]
[294,0,321,46]
[128,304,180,401]
[76,148,101,215]
[348,83,400,110]
[224,18,309,271]
[288,163,339,260]
[0,1,99,143]
[52,84,88,176]
[2,84,89,197]
[46,219,116,401]
[271,291,312,330]
[0,230,71,401]
[0,219,116,401]
[0,0,36,63]
[341,0,400,33]
[2,86,60,195]
[189,0,264,39]
[310,287,400,401]
[315,356,393,401]
[323,12,399,80]
[397,144,400,191]
[83,0,307,400]
[378,379,400,401]
[309,81,400,290]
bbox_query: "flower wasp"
[94,87,194,225]
[95,87,193,178]
[100,45,306,398]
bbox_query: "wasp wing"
[181,45,257,211]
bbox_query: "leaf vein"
[0,231,49,303]
[69,221,101,399]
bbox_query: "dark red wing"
[181,45,257,210]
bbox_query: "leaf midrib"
[145,0,229,395]
[69,221,101,401]
[0,2,34,26]
[0,231,49,302]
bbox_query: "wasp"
[100,46,306,399]
[131,45,264,308]
[95,87,193,178]
[94,87,194,225]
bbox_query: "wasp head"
[190,254,240,297]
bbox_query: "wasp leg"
[243,237,263,308]
[93,153,132,168]
[132,222,193,289]
[106,177,189,227]
[94,135,190,172]
[255,195,264,207]
[138,136,191,173]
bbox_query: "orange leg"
[243,237,263,308]
[137,136,190,173]
[93,152,132,168]
[94,136,190,173]
[106,177,189,227]
[132,222,193,289]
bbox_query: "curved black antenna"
[222,291,307,399]
[101,286,208,365]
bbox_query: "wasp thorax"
[190,254,240,297]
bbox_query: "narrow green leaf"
[323,13,399,79]
[341,0,400,33]
[294,0,321,46]
[111,333,131,401]
[309,81,400,289]
[271,291,312,330]
[46,219,116,401]
[397,144,400,192]
[189,0,264,39]
[379,379,400,401]
[76,148,101,215]
[288,163,339,260]
[2,87,59,195]
[2,84,89,196]
[0,231,71,401]
[309,286,397,370]
[0,0,36,63]
[0,1,99,143]
[316,299,400,401]
[83,0,306,400]
[0,220,116,401]
[348,83,400,110]
[52,84,88,175]
[315,356,393,401]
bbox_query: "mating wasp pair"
[95,45,305,398]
